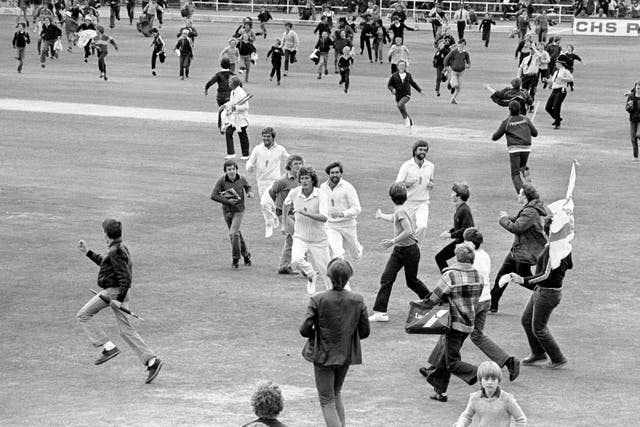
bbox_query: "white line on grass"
[0,97,492,141]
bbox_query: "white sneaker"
[404,117,411,128]
[240,155,250,160]
[306,272,317,295]
[368,311,389,322]
[224,154,237,159]
[264,222,273,238]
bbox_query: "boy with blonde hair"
[455,361,527,427]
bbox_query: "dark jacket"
[626,88,640,123]
[205,69,234,103]
[490,87,533,114]
[175,37,193,56]
[499,199,547,264]
[449,202,474,243]
[12,31,31,48]
[521,245,573,289]
[492,114,538,148]
[211,173,251,213]
[86,239,132,290]
[388,22,414,41]
[300,289,370,366]
[41,23,62,41]
[387,71,422,102]
[314,37,334,53]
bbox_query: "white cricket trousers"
[290,238,331,289]
[326,225,363,260]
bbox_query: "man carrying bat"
[77,218,163,384]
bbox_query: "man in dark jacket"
[77,219,163,383]
[490,184,547,313]
[625,81,640,161]
[205,58,235,107]
[489,78,534,115]
[435,183,474,272]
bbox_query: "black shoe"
[232,259,239,269]
[429,393,448,402]
[419,366,435,378]
[489,307,498,314]
[506,356,521,381]
[522,353,548,365]
[94,347,120,365]
[436,91,440,97]
[243,254,252,266]
[278,267,298,275]
[145,358,163,384]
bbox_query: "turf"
[1,13,639,426]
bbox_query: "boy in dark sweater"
[12,23,30,73]
[257,7,273,39]
[492,100,538,193]
[267,38,284,85]
[205,58,235,106]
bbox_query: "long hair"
[298,166,318,187]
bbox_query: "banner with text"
[573,18,640,36]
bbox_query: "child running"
[455,361,527,427]
[257,6,273,39]
[175,28,194,80]
[387,59,423,131]
[479,13,496,48]
[91,25,118,81]
[266,38,284,85]
[220,38,239,73]
[13,23,31,73]
[150,28,165,76]
[337,46,354,94]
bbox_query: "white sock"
[147,357,156,367]
[104,341,115,351]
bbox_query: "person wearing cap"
[492,100,538,193]
[175,28,194,80]
[435,183,474,272]
[395,140,434,241]
[626,81,640,161]
[320,161,363,261]
[443,39,470,104]
[269,154,304,274]
[76,219,163,383]
[544,55,573,129]
[211,160,254,269]
[246,127,290,237]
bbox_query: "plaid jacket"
[429,262,483,333]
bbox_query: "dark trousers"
[373,244,429,313]
[225,125,250,156]
[456,21,466,40]
[284,49,293,71]
[339,68,350,91]
[223,210,249,261]
[359,35,371,61]
[490,253,533,311]
[435,240,458,272]
[40,39,55,64]
[545,88,567,125]
[84,42,92,59]
[396,95,410,120]
[151,45,162,69]
[428,329,477,394]
[509,151,530,194]
[482,30,491,47]
[314,364,349,427]
[156,8,163,25]
[521,287,565,363]
[179,54,191,77]
[391,63,398,74]
[109,5,120,28]
[630,120,640,158]
[270,63,281,82]
[432,23,441,39]
[435,66,444,92]
[521,73,538,102]
[97,51,107,74]
[127,2,134,24]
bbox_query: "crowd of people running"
[14,1,635,426]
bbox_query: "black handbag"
[405,300,450,335]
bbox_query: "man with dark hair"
[425,245,483,402]
[320,161,363,261]
[488,77,533,115]
[492,99,538,193]
[435,183,474,272]
[77,219,163,383]
[369,183,430,322]
[395,140,435,241]
[205,58,235,107]
[269,155,304,274]
[211,160,254,269]
[444,39,470,104]
[491,184,547,313]
[283,167,330,294]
